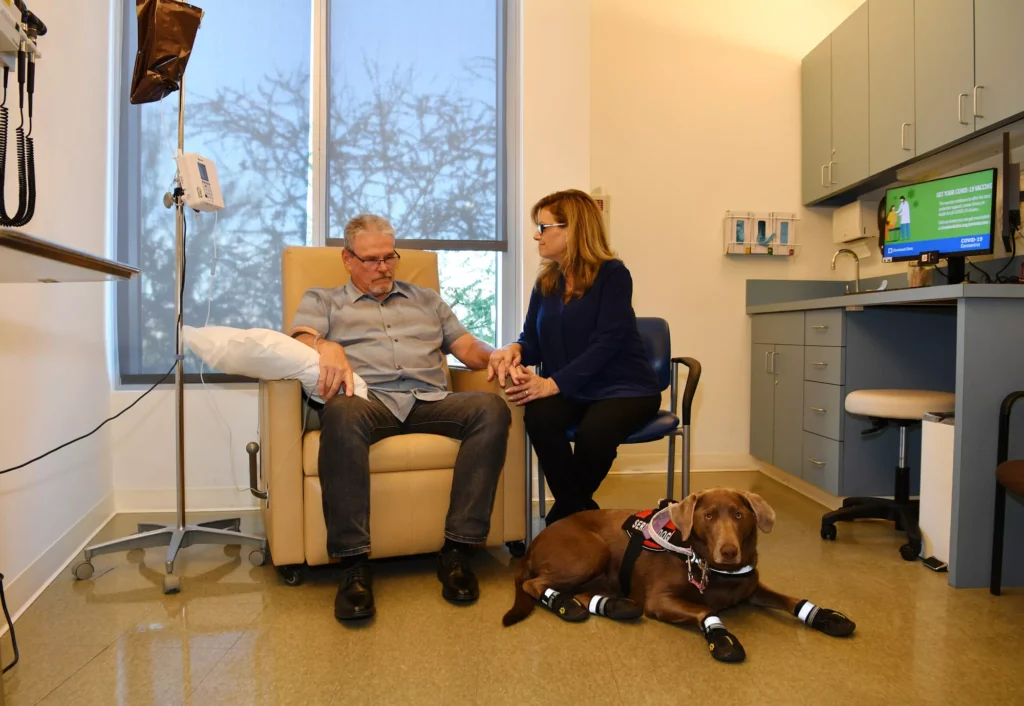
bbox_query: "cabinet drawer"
[804,381,845,441]
[805,309,845,346]
[803,432,841,495]
[752,312,805,345]
[804,346,846,385]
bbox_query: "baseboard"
[757,462,844,511]
[115,487,261,513]
[0,492,116,633]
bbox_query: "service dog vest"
[619,503,755,596]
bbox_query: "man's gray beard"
[369,278,394,296]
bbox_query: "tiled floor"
[3,471,1024,705]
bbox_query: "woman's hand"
[487,344,523,388]
[316,340,354,401]
[504,366,559,406]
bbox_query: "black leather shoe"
[335,563,375,621]
[437,547,479,604]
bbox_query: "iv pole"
[72,76,267,595]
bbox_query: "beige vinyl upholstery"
[258,247,526,566]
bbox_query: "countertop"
[746,283,1024,315]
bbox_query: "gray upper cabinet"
[973,0,1024,130]
[801,35,832,204]
[830,3,869,191]
[914,0,975,154]
[868,0,915,172]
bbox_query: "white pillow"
[182,325,368,404]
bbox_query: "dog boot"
[540,588,589,622]
[702,614,746,663]
[587,595,643,621]
[794,600,856,637]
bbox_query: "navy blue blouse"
[517,259,660,401]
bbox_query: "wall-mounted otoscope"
[0,0,44,228]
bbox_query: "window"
[116,1,516,382]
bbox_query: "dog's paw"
[811,608,856,638]
[600,597,643,621]
[795,600,856,638]
[706,629,746,663]
[547,593,589,623]
[701,615,746,663]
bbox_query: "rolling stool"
[820,389,955,561]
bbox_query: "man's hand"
[487,344,523,388]
[504,365,558,406]
[316,340,354,401]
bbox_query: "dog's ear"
[741,491,776,533]
[669,493,699,541]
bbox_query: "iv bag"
[129,0,203,105]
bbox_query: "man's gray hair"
[344,214,396,250]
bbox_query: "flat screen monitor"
[882,168,997,263]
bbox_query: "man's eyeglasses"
[346,248,401,268]
[536,222,566,235]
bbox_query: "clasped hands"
[486,346,559,406]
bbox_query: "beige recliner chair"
[256,247,527,584]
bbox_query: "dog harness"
[618,504,755,597]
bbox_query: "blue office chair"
[524,317,701,544]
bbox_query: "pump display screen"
[198,162,210,182]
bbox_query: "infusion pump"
[175,153,224,212]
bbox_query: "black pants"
[317,391,511,557]
[525,394,661,520]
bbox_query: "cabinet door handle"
[974,85,984,118]
[770,351,777,374]
[900,122,911,151]
[828,159,836,185]
[765,350,772,373]
[808,458,827,467]
[958,92,970,125]
[810,361,828,367]
[809,407,827,414]
[811,324,829,331]
[821,164,828,187]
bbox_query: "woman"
[886,205,899,243]
[487,189,661,525]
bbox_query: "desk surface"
[746,283,1024,315]
[0,229,138,283]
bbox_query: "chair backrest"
[636,317,672,391]
[281,247,439,330]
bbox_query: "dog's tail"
[502,562,535,627]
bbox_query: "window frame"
[114,0,521,386]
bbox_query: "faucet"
[832,249,860,293]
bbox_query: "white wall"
[521,0,591,310]
[588,0,870,468]
[0,0,118,618]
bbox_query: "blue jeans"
[317,391,511,557]
[900,223,910,240]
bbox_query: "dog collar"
[646,507,756,583]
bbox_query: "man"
[290,214,511,622]
[898,196,911,241]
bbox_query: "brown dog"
[503,488,855,662]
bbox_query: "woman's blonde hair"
[532,189,616,298]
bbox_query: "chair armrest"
[258,379,306,566]
[670,357,702,425]
[998,391,1024,465]
[451,367,526,542]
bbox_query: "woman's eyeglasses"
[346,249,401,268]
[536,222,566,234]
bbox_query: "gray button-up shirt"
[290,281,469,421]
